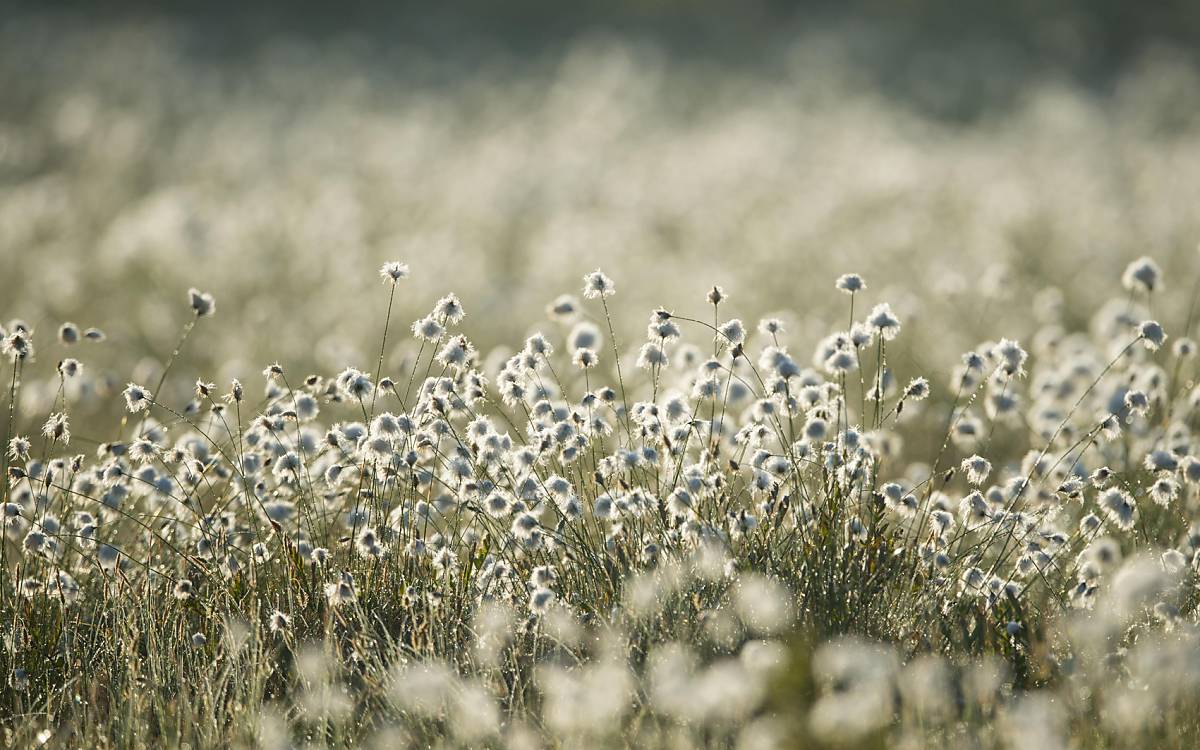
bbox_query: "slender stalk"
[369,283,397,418]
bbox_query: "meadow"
[4,16,1200,750]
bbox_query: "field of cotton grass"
[3,249,1200,748]
[9,15,1200,750]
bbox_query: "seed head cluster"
[2,255,1200,748]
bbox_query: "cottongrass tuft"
[836,273,866,294]
[379,261,410,283]
[1122,255,1162,293]
[1139,319,1167,350]
[123,383,151,413]
[582,269,616,299]
[188,288,216,317]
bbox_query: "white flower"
[836,273,866,294]
[866,303,901,341]
[7,436,30,462]
[1,331,32,362]
[436,335,476,370]
[903,377,930,400]
[58,322,80,345]
[991,339,1028,378]
[582,270,615,299]
[1138,320,1167,350]
[188,288,216,317]
[268,610,291,633]
[572,348,599,369]
[1098,488,1137,531]
[379,261,410,283]
[961,455,991,486]
[1124,390,1150,417]
[411,316,445,342]
[1122,256,1162,293]
[1149,477,1178,507]
[758,318,785,336]
[433,293,466,325]
[546,294,580,321]
[718,319,746,346]
[336,368,374,401]
[123,383,151,413]
[637,342,669,370]
[41,412,69,445]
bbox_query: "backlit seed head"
[123,383,151,413]
[173,580,194,600]
[582,270,615,299]
[1098,488,1137,531]
[412,316,445,342]
[547,294,580,321]
[903,377,930,401]
[7,436,30,462]
[867,303,901,340]
[433,293,466,325]
[188,288,216,317]
[41,413,70,446]
[836,273,866,294]
[1,331,33,362]
[1122,256,1162,293]
[379,261,410,283]
[718,319,745,346]
[573,348,599,369]
[1138,320,1167,350]
[961,455,991,486]
[991,339,1028,378]
[58,322,80,345]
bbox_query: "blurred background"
[3,1,1200,428]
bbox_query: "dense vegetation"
[3,255,1200,747]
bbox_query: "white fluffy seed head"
[1138,320,1167,350]
[188,288,216,317]
[58,322,80,345]
[866,303,901,340]
[582,270,615,299]
[836,273,866,294]
[379,261,410,283]
[718,319,746,346]
[1122,256,1162,293]
[123,383,151,413]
